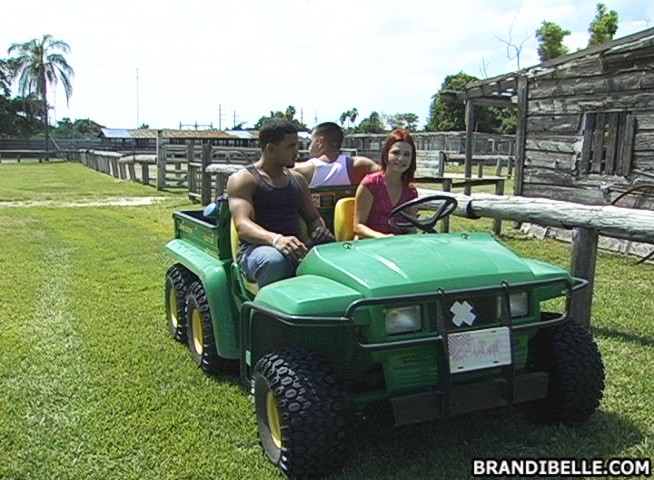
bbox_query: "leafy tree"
[355,111,385,133]
[535,21,571,62]
[73,118,103,136]
[588,3,619,47]
[253,105,307,130]
[51,117,104,139]
[52,117,103,138]
[8,34,74,157]
[492,106,518,135]
[52,116,74,137]
[0,94,44,138]
[138,123,150,129]
[426,72,509,134]
[426,72,477,131]
[385,113,419,131]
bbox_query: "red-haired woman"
[354,129,418,239]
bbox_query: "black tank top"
[247,165,302,238]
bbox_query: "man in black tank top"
[227,120,334,288]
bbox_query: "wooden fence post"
[493,179,504,235]
[570,227,599,329]
[127,158,136,181]
[438,151,446,177]
[441,178,452,233]
[201,144,212,205]
[495,157,503,176]
[141,164,150,186]
[110,158,119,178]
[464,100,475,195]
[156,130,165,190]
[186,144,196,198]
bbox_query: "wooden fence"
[72,145,259,190]
[72,146,512,212]
[69,147,651,329]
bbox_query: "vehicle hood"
[298,233,568,297]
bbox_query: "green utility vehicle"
[164,188,604,479]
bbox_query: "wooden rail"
[416,151,515,179]
[202,165,506,234]
[420,191,654,329]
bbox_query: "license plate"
[447,327,512,373]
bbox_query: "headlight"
[384,306,422,335]
[509,292,529,318]
[497,292,529,319]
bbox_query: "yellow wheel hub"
[168,290,178,328]
[266,390,283,449]
[191,309,203,355]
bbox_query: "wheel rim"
[266,390,282,449]
[168,289,178,328]
[191,309,203,355]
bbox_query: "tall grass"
[0,162,652,479]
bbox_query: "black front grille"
[441,296,499,330]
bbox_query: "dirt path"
[0,197,171,208]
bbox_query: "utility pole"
[218,104,222,130]
[136,68,140,127]
[233,110,237,128]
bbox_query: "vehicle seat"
[230,218,259,295]
[333,197,356,241]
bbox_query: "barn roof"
[99,128,259,139]
[445,26,654,106]
[99,128,132,138]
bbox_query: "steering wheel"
[388,195,458,233]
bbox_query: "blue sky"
[1,0,652,130]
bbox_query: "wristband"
[271,234,282,248]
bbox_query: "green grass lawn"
[0,162,652,479]
[0,162,169,202]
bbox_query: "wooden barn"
[98,128,260,151]
[454,27,654,211]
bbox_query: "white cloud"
[1,0,652,130]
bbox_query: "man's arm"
[292,160,315,184]
[350,155,381,184]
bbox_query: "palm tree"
[8,34,74,159]
[339,110,349,127]
[348,108,358,128]
[0,58,12,95]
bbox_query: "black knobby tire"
[185,281,229,374]
[164,265,194,342]
[520,319,605,424]
[252,348,348,479]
